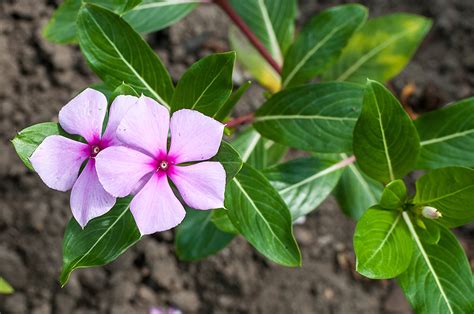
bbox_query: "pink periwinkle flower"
[30,88,136,228]
[96,95,226,235]
[150,307,182,314]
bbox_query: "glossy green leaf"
[353,80,420,183]
[43,0,195,44]
[229,0,297,64]
[398,213,474,314]
[214,80,252,121]
[171,52,235,116]
[43,0,82,44]
[0,277,14,295]
[254,82,364,153]
[282,4,367,88]
[123,0,198,33]
[262,157,344,220]
[415,219,440,245]
[323,13,432,83]
[60,197,141,286]
[354,209,413,279]
[12,122,66,171]
[334,155,384,220]
[380,179,407,210]
[415,97,474,169]
[77,4,174,107]
[175,209,235,261]
[211,208,238,234]
[225,163,301,266]
[413,167,474,228]
[212,141,243,183]
[229,27,281,93]
[232,127,286,169]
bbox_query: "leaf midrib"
[420,129,474,146]
[132,0,200,11]
[370,85,395,181]
[402,212,454,314]
[86,8,170,108]
[256,0,282,65]
[279,160,346,194]
[416,184,474,204]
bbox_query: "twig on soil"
[213,0,282,74]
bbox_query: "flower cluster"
[30,89,226,234]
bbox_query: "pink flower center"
[159,160,169,170]
[90,145,101,157]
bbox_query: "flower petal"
[95,146,156,197]
[169,162,225,210]
[102,95,138,146]
[70,159,116,228]
[117,95,169,157]
[30,135,89,191]
[130,173,186,235]
[168,109,224,164]
[59,88,107,143]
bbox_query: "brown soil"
[0,0,473,313]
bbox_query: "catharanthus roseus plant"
[11,0,473,312]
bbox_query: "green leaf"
[413,167,474,228]
[334,155,384,220]
[398,213,474,314]
[211,208,238,234]
[77,4,174,107]
[229,27,281,93]
[43,0,195,44]
[353,80,420,183]
[380,179,407,210]
[415,97,474,169]
[175,209,234,261]
[171,52,235,116]
[354,209,413,279]
[212,141,243,183]
[254,82,364,153]
[43,0,82,44]
[282,4,367,88]
[323,13,432,83]
[0,277,14,295]
[262,157,344,220]
[229,0,297,64]
[232,127,286,169]
[214,80,252,121]
[123,0,198,33]
[225,163,301,266]
[415,219,440,245]
[11,122,66,171]
[111,82,139,99]
[60,197,141,286]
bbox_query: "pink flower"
[96,95,226,235]
[150,307,182,314]
[30,88,137,227]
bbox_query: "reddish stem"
[213,0,282,74]
[225,113,255,128]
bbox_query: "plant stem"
[225,113,255,128]
[213,0,282,74]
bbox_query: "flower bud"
[421,206,442,219]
